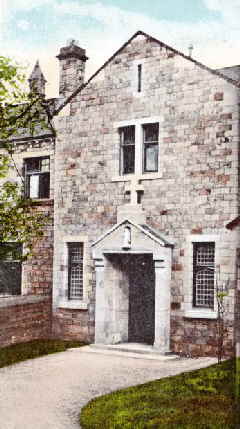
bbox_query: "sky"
[1,0,240,97]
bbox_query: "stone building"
[0,31,239,357]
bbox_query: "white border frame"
[112,116,163,182]
[184,234,219,319]
[13,150,54,200]
[58,235,88,310]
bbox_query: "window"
[25,157,50,198]
[143,123,159,173]
[118,120,159,176]
[120,126,135,175]
[56,236,88,310]
[132,60,145,96]
[68,243,84,300]
[137,64,142,93]
[193,242,215,309]
[0,243,22,296]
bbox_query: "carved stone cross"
[125,177,144,205]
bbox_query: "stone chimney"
[28,60,47,96]
[56,39,88,98]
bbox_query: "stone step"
[79,343,180,361]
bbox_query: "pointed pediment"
[54,30,240,117]
[92,219,173,259]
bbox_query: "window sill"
[58,300,88,310]
[111,172,162,182]
[184,309,217,319]
[29,199,54,206]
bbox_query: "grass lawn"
[0,339,85,368]
[80,358,240,429]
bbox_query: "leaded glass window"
[193,242,215,309]
[68,243,84,300]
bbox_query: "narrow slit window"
[137,64,142,93]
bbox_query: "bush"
[0,339,85,368]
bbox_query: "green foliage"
[80,359,239,428]
[0,56,26,104]
[0,57,54,142]
[0,56,55,260]
[215,267,230,363]
[0,177,47,260]
[0,339,86,368]
[0,154,10,178]
[185,376,217,394]
[217,291,228,299]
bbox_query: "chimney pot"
[57,40,88,98]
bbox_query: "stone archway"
[92,220,173,353]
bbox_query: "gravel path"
[0,346,217,429]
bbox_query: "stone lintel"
[103,249,152,255]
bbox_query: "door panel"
[128,254,155,344]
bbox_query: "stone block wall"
[52,308,90,342]
[171,316,234,357]
[0,296,51,347]
[235,246,240,356]
[0,202,54,347]
[10,137,55,297]
[53,34,240,355]
[0,136,55,347]
[22,201,54,296]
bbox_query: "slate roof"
[28,60,47,83]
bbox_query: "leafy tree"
[0,56,54,260]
